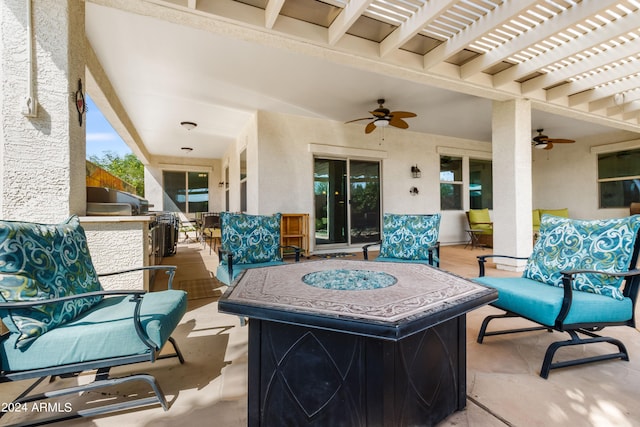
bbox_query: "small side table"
[465,228,484,250]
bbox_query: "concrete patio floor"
[2,241,640,426]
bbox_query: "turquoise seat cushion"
[220,212,282,265]
[378,213,441,261]
[1,289,187,372]
[216,260,285,286]
[474,276,633,327]
[0,216,103,348]
[523,215,640,300]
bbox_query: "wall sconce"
[409,187,419,196]
[411,165,421,178]
[218,181,225,188]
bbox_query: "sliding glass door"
[314,158,381,247]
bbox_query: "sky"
[85,94,132,159]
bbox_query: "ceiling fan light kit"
[532,128,575,151]
[346,99,416,134]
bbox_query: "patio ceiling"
[85,0,640,161]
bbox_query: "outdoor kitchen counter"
[218,259,497,427]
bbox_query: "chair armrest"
[0,290,145,309]
[280,245,301,262]
[476,254,529,277]
[362,241,382,260]
[218,248,234,283]
[98,265,177,289]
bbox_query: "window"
[439,155,492,210]
[598,149,640,208]
[163,171,209,213]
[440,156,463,210]
[469,159,493,209]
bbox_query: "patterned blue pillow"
[220,212,282,265]
[379,213,441,260]
[523,215,640,300]
[0,216,103,348]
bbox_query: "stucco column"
[1,0,86,222]
[491,99,533,270]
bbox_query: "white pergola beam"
[569,76,640,107]
[547,61,640,100]
[516,12,640,92]
[423,1,535,70]
[265,0,285,29]
[328,0,373,45]
[380,0,450,58]
[460,1,617,80]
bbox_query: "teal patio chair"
[363,213,441,267]
[0,216,187,425]
[216,212,300,286]
[474,214,640,378]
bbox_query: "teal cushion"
[523,215,640,300]
[215,260,286,286]
[474,276,633,327]
[0,216,103,348]
[375,257,439,266]
[1,289,187,372]
[220,212,282,265]
[378,213,441,261]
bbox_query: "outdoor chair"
[362,213,441,268]
[465,208,493,248]
[216,212,300,286]
[0,216,187,425]
[474,214,640,378]
[201,212,221,254]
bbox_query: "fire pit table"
[218,259,496,426]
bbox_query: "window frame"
[437,147,493,212]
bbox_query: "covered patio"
[3,242,640,426]
[2,1,640,426]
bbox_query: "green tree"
[89,151,144,195]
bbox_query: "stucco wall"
[81,217,151,290]
[532,131,640,220]
[249,110,491,250]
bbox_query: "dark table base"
[248,315,466,427]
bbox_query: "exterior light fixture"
[180,121,197,130]
[409,187,419,195]
[411,165,421,178]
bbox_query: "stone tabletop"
[220,259,495,324]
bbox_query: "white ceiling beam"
[607,100,640,118]
[460,1,617,80]
[423,1,534,70]
[328,0,373,45]
[186,0,196,9]
[513,11,640,91]
[265,0,285,29]
[546,61,640,100]
[380,0,451,58]
[569,76,640,107]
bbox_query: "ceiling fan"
[345,99,416,134]
[532,129,575,150]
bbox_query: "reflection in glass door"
[314,159,347,245]
[314,158,380,247]
[350,160,380,244]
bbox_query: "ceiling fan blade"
[390,111,416,119]
[345,117,373,124]
[547,138,575,144]
[365,121,376,134]
[544,142,554,150]
[389,117,409,129]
